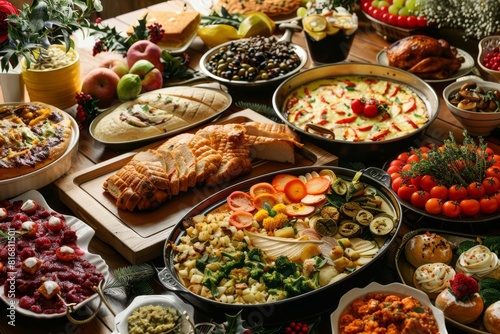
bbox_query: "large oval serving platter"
[0,190,109,319]
[159,166,403,325]
[89,86,232,148]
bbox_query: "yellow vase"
[21,45,81,110]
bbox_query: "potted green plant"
[0,0,102,109]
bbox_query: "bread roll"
[413,263,456,299]
[404,232,453,268]
[435,288,484,324]
[455,244,500,279]
[484,301,500,334]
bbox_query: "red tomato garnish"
[229,211,254,229]
[227,191,255,212]
[467,182,485,199]
[425,198,443,215]
[410,190,431,209]
[252,193,279,210]
[482,176,500,195]
[305,176,331,195]
[442,200,461,218]
[448,184,468,201]
[479,196,499,214]
[430,185,449,201]
[56,247,78,262]
[486,166,500,179]
[351,99,364,115]
[271,174,300,192]
[419,175,439,192]
[397,183,417,201]
[460,198,481,217]
[249,182,277,198]
[284,178,308,202]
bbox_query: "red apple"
[129,59,163,93]
[81,68,120,108]
[99,59,129,78]
[127,40,164,73]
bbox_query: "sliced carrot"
[271,174,300,192]
[227,191,255,212]
[249,182,277,198]
[229,211,254,229]
[305,176,331,195]
[301,194,326,206]
[285,203,316,217]
[252,193,279,210]
[284,178,307,202]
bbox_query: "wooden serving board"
[56,109,339,264]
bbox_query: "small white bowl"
[330,282,447,334]
[443,77,500,137]
[113,294,195,334]
[477,36,500,82]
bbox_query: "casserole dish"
[158,166,402,325]
[272,63,440,162]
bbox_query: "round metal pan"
[159,166,402,325]
[198,24,308,91]
[272,63,440,162]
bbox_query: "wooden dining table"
[1,1,500,333]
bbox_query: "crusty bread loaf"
[127,10,201,48]
[404,232,453,268]
[435,288,484,324]
[484,301,500,334]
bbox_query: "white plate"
[0,190,110,319]
[0,106,79,200]
[376,48,475,83]
[330,282,448,334]
[113,294,195,334]
[188,0,299,24]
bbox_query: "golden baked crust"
[435,289,484,324]
[216,0,302,17]
[128,11,201,48]
[0,102,72,180]
[404,232,453,268]
[484,301,500,334]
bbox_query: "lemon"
[197,25,240,48]
[237,12,275,38]
[303,14,328,32]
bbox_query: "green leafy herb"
[104,263,155,299]
[200,7,245,28]
[235,101,282,122]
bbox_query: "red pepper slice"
[335,115,357,124]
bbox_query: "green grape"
[371,0,379,7]
[405,0,416,10]
[398,7,410,16]
[393,0,405,7]
[379,1,391,7]
[297,7,307,18]
[388,4,400,15]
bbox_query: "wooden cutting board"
[56,109,339,264]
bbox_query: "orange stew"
[339,293,440,334]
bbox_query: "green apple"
[117,74,142,101]
[129,59,163,93]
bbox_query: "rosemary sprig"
[104,263,155,299]
[235,101,282,122]
[401,131,493,187]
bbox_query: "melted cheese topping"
[48,216,61,227]
[24,257,38,268]
[284,76,428,142]
[414,263,456,294]
[21,221,36,231]
[43,281,59,295]
[456,245,500,277]
[21,199,36,212]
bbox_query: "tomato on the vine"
[442,200,461,218]
[351,99,364,115]
[410,175,422,188]
[467,182,485,199]
[397,183,417,201]
[482,176,500,195]
[363,103,378,118]
[425,198,442,215]
[397,152,410,162]
[459,198,481,217]
[486,166,500,179]
[419,175,439,192]
[391,176,404,193]
[448,184,468,201]
[386,164,401,175]
[410,190,431,209]
[491,192,500,212]
[480,196,499,214]
[407,154,420,164]
[430,185,448,201]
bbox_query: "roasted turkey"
[103,122,303,211]
[386,35,465,79]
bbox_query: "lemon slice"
[197,24,240,48]
[303,14,328,32]
[237,12,275,38]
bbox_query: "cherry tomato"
[416,16,427,28]
[406,15,418,28]
[425,198,443,215]
[397,183,417,201]
[491,192,500,212]
[410,175,422,188]
[386,164,401,175]
[397,15,407,28]
[467,182,485,199]
[391,176,404,193]
[430,185,449,201]
[390,172,402,181]
[448,184,468,201]
[486,166,500,179]
[406,154,420,164]
[483,176,500,195]
[488,154,500,167]
[363,104,378,117]
[388,14,398,26]
[459,198,481,217]
[479,196,499,214]
[442,200,462,218]
[351,99,364,114]
[389,159,406,168]
[420,175,439,192]
[410,190,431,209]
[55,247,78,262]
[401,163,413,173]
[397,152,410,162]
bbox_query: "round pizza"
[0,102,73,180]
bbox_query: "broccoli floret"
[268,288,288,300]
[262,271,284,289]
[220,251,245,275]
[275,255,299,277]
[480,288,500,309]
[479,278,500,291]
[457,240,479,256]
[229,268,250,284]
[247,247,266,262]
[248,266,264,280]
[483,236,500,254]
[196,254,209,271]
[202,269,225,297]
[283,274,318,297]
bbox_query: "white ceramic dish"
[0,106,79,200]
[377,48,474,83]
[89,86,232,148]
[0,190,109,319]
[330,282,448,334]
[477,35,500,83]
[113,294,195,334]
